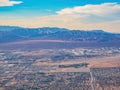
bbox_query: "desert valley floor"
[0,47,120,90]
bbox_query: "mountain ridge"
[0,26,120,43]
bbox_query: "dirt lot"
[88,54,120,68]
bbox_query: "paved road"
[90,71,95,90]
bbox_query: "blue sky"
[0,0,120,17]
[0,0,120,32]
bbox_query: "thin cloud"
[57,3,120,23]
[0,2,120,33]
[0,0,23,7]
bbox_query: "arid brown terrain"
[0,47,120,90]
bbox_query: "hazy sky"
[0,0,120,32]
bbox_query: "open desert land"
[32,54,120,72]
[0,40,120,50]
[89,55,120,68]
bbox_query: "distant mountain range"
[0,26,120,43]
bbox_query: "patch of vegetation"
[59,63,89,68]
[51,55,65,61]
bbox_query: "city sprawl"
[0,47,120,90]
